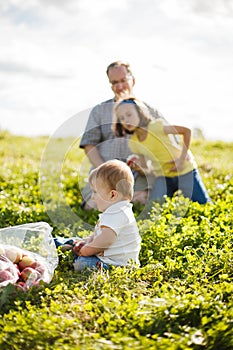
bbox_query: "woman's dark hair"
[112,97,153,137]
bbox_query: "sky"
[0,0,233,142]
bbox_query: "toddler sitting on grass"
[55,159,141,271]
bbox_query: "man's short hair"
[106,60,134,77]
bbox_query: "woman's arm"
[77,226,116,257]
[163,125,191,172]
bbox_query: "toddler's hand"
[73,241,86,255]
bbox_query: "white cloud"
[0,0,233,141]
[183,0,233,17]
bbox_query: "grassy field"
[0,131,233,349]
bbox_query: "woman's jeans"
[150,169,211,204]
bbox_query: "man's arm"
[84,145,104,168]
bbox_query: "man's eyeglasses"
[109,75,132,87]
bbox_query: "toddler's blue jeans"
[73,256,109,271]
[54,237,109,271]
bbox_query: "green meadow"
[0,131,233,349]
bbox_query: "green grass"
[0,132,233,349]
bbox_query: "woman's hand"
[127,154,153,175]
[127,154,140,167]
[168,158,185,172]
[127,154,145,173]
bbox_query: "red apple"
[3,263,20,281]
[15,281,26,291]
[127,155,139,168]
[4,246,23,264]
[30,261,46,275]
[73,241,86,255]
[20,267,40,282]
[18,255,35,271]
[0,270,14,282]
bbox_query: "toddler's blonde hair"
[89,159,134,200]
